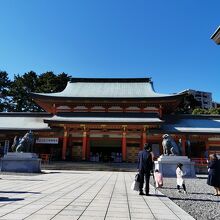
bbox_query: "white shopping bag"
[131,180,140,191]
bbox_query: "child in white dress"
[154,169,163,188]
[176,163,187,194]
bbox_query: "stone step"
[41,161,137,172]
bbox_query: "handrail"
[40,153,50,164]
[191,157,208,167]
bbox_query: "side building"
[211,26,220,45]
[0,77,220,162]
[186,89,213,109]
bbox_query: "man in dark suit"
[137,143,154,195]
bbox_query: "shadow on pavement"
[169,197,220,202]
[0,197,24,202]
[0,191,40,194]
[41,171,61,174]
[153,194,166,197]
[190,192,213,195]
[43,171,90,175]
[2,178,44,181]
[197,176,208,179]
[159,186,177,190]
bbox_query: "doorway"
[90,139,121,162]
[190,141,206,158]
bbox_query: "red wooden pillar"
[181,136,186,156]
[82,131,87,161]
[52,104,56,115]
[159,105,162,118]
[141,127,147,150]
[70,137,73,160]
[62,127,68,160]
[122,130,127,162]
[86,133,90,160]
[205,141,209,158]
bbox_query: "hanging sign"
[36,137,59,144]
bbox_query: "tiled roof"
[162,118,220,134]
[1,112,220,134]
[31,78,185,99]
[44,115,163,124]
[0,113,51,131]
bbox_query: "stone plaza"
[0,170,194,220]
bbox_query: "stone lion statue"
[13,131,34,153]
[11,136,20,152]
[162,134,181,156]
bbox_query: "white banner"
[36,137,59,144]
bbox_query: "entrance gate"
[90,139,122,162]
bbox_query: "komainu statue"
[12,131,34,153]
[162,134,181,156]
[11,136,20,152]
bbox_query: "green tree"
[9,71,72,112]
[55,72,71,92]
[9,71,41,112]
[0,71,11,111]
[208,108,220,115]
[37,71,57,93]
[192,108,209,115]
[192,107,220,115]
[37,71,70,93]
[177,94,201,114]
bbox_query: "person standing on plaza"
[154,169,163,188]
[137,143,154,195]
[176,163,187,194]
[207,154,220,196]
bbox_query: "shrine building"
[1,77,220,163]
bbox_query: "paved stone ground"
[0,170,194,220]
[152,175,220,220]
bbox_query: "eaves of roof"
[0,128,52,132]
[161,116,220,134]
[70,77,152,83]
[160,127,220,135]
[0,112,52,117]
[30,92,185,101]
[44,116,163,125]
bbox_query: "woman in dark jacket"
[207,154,220,196]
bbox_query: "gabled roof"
[30,77,186,100]
[0,112,52,131]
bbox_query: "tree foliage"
[176,94,201,114]
[37,72,71,93]
[192,107,220,115]
[55,72,71,92]
[0,71,11,111]
[2,71,71,112]
[2,71,220,115]
[209,108,220,115]
[9,71,39,111]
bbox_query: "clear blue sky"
[0,0,220,101]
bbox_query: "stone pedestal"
[0,153,41,173]
[154,155,195,177]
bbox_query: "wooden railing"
[209,151,220,157]
[191,157,208,167]
[40,154,51,164]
